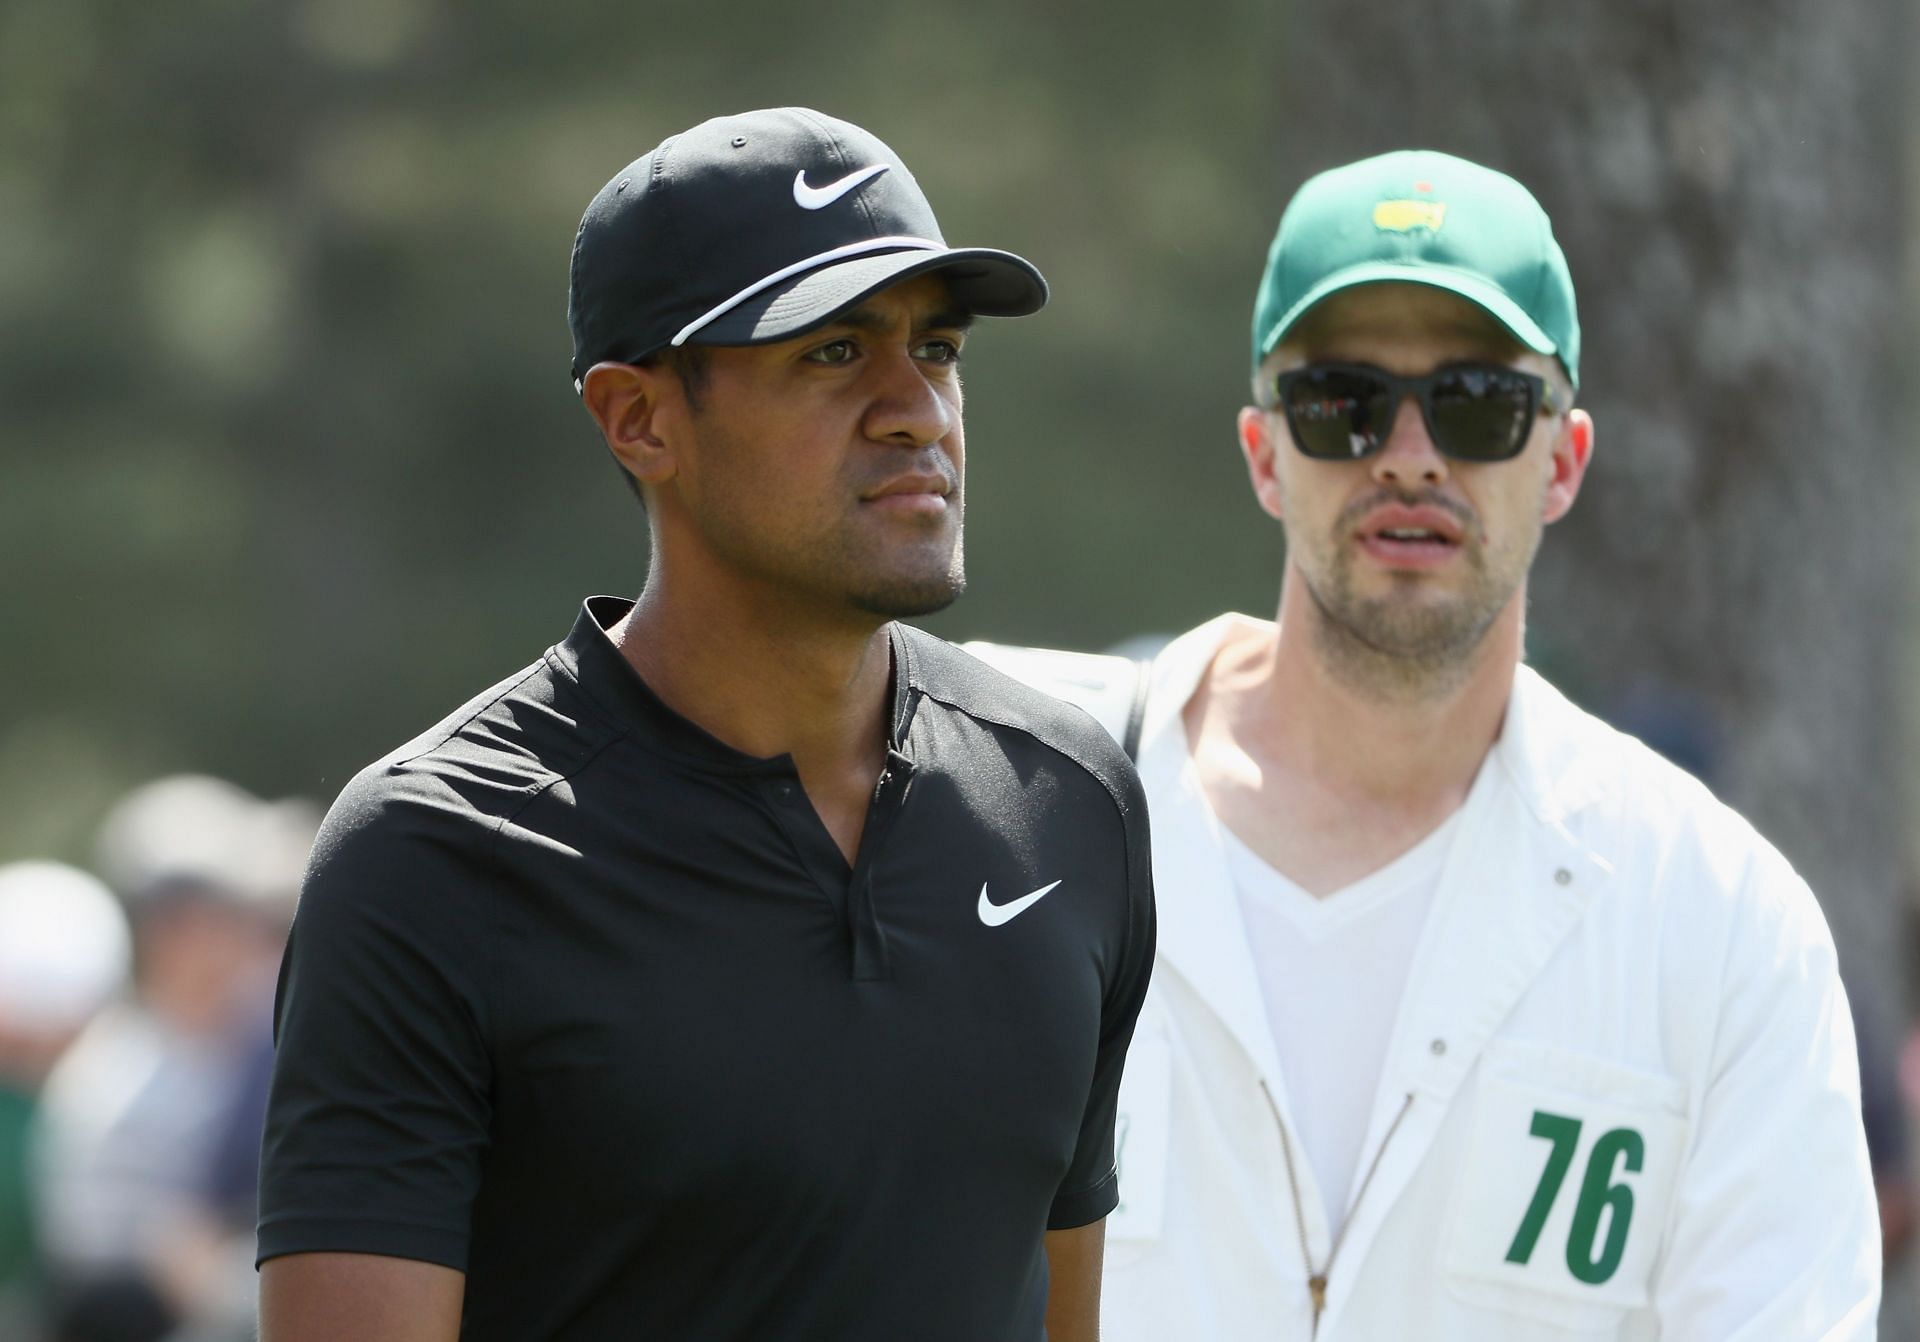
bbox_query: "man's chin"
[1344,597,1500,662]
[852,573,966,620]
[1311,573,1499,663]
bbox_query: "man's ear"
[580,361,682,489]
[1238,405,1287,522]
[1542,408,1594,525]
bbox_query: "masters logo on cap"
[1371,199,1448,233]
[1251,149,1580,389]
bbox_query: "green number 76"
[1505,1109,1645,1286]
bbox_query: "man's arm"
[256,793,495,1300]
[260,1253,464,1342]
[1044,1221,1105,1342]
[1652,859,1880,1337]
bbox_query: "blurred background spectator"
[20,777,314,1342]
[0,863,131,1340]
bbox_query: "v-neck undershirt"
[1217,795,1464,1235]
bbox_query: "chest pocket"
[1444,1040,1690,1329]
[1106,1023,1172,1249]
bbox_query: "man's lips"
[862,472,953,513]
[1352,502,1469,568]
[1357,504,1465,545]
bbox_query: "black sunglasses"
[1268,362,1560,463]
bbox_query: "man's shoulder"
[897,627,1144,800]
[948,637,1144,744]
[352,660,562,803]
[1514,670,1813,914]
[311,650,620,887]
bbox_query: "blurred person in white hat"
[31,776,314,1342]
[0,860,131,1338]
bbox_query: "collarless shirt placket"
[757,745,917,983]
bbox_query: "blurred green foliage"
[3,0,1912,955]
[2,0,1294,854]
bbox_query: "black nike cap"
[567,107,1049,387]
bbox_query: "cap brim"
[692,246,1048,346]
[1259,261,1558,363]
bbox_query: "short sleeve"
[1048,769,1157,1230]
[256,780,497,1270]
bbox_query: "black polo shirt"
[258,598,1154,1341]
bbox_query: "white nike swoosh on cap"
[792,164,890,210]
[977,880,1062,928]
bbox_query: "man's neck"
[1185,584,1521,896]
[1262,590,1519,808]
[612,570,897,866]
[613,572,893,771]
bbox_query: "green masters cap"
[1251,149,1580,389]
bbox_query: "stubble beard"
[686,406,968,621]
[1299,501,1538,702]
[703,505,967,623]
[847,506,967,619]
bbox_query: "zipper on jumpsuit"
[1260,1083,1415,1338]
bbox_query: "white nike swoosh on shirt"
[792,164,890,210]
[977,880,1063,927]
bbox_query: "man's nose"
[1369,395,1448,485]
[865,351,955,448]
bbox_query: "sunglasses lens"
[1428,367,1535,461]
[1282,369,1395,460]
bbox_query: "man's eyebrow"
[829,306,891,335]
[921,310,974,333]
